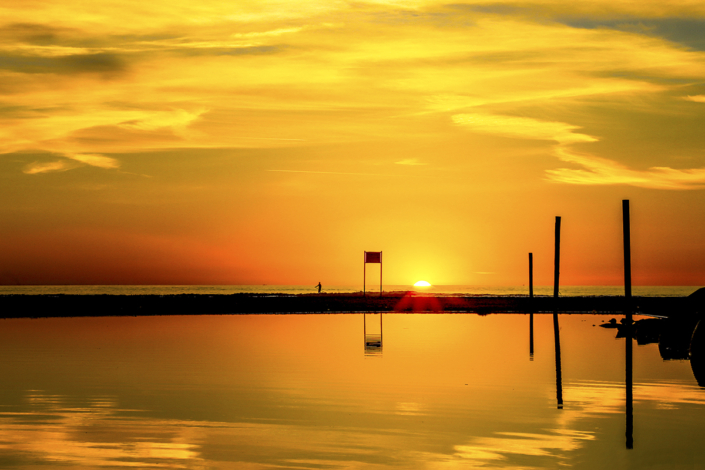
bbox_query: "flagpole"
[363,251,366,297]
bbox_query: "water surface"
[0,313,703,469]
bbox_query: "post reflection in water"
[626,319,634,450]
[553,312,563,409]
[530,312,534,361]
[363,312,383,356]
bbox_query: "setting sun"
[414,281,432,287]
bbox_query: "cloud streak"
[267,169,408,177]
[454,111,705,189]
[22,153,120,174]
[67,153,120,169]
[23,160,77,174]
[395,158,426,165]
[684,95,705,103]
[119,108,208,132]
[452,113,597,145]
[548,147,705,190]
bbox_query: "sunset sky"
[2,0,705,286]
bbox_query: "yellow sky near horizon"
[2,0,705,286]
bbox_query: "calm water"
[0,285,699,296]
[0,313,704,469]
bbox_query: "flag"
[365,252,381,263]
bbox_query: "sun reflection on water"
[0,392,201,467]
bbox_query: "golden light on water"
[414,280,432,287]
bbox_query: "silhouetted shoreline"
[0,292,700,318]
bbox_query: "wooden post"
[529,252,534,299]
[380,251,383,297]
[623,199,633,449]
[363,252,366,297]
[623,200,632,316]
[553,217,563,409]
[554,217,561,299]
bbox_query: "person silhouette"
[316,282,322,293]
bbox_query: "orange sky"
[2,0,705,286]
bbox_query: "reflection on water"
[1,313,704,469]
[553,312,564,410]
[0,393,200,467]
[364,313,383,356]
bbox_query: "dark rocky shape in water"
[632,318,662,345]
[603,318,661,343]
[688,288,705,314]
[690,320,705,387]
[659,317,700,360]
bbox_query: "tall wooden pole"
[529,252,534,299]
[554,217,561,298]
[623,200,633,449]
[553,217,563,409]
[380,251,383,297]
[623,200,632,314]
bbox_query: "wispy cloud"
[23,160,77,174]
[267,169,405,176]
[23,153,120,175]
[684,95,705,103]
[395,158,426,165]
[452,113,597,145]
[67,153,120,169]
[454,111,705,189]
[119,108,208,131]
[231,27,304,39]
[547,147,705,190]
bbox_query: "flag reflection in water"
[364,312,383,356]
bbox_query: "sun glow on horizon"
[414,280,432,287]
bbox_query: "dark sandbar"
[0,292,699,318]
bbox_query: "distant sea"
[0,285,699,297]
